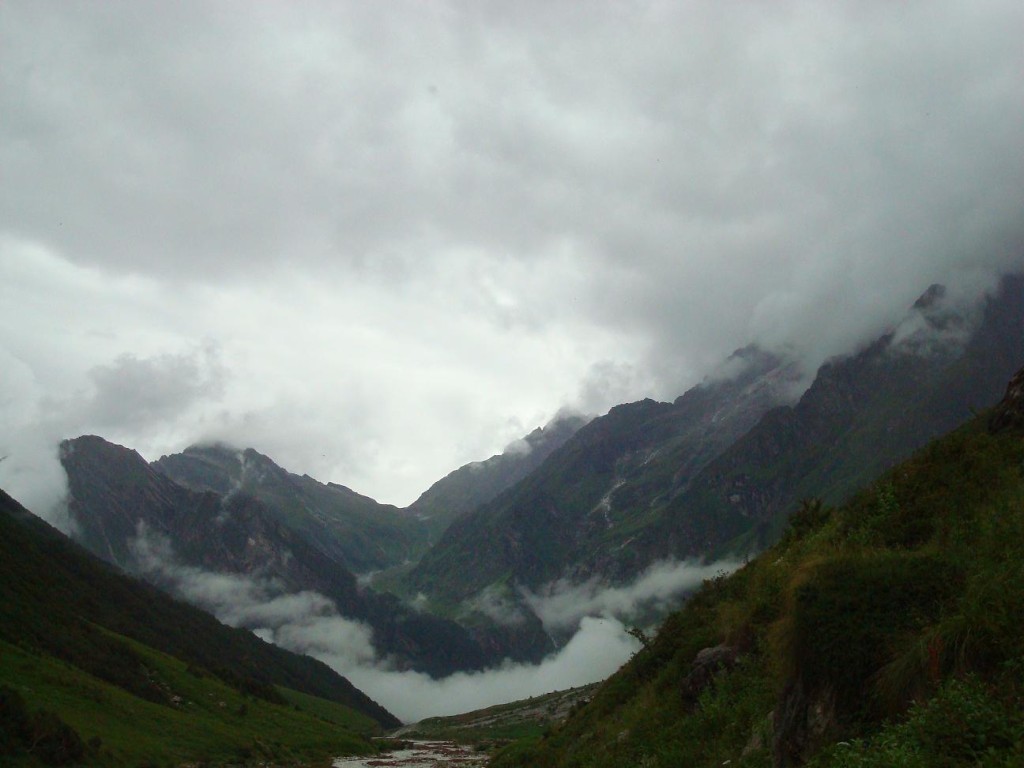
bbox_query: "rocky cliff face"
[989,363,1024,433]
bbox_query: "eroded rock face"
[989,364,1024,433]
[771,677,837,768]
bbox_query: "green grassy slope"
[0,487,398,730]
[491,403,1024,767]
[0,637,376,767]
[0,487,400,765]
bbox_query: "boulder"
[681,644,738,703]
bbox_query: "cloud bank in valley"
[523,558,743,635]
[2,1,1024,508]
[344,617,637,723]
[122,526,747,722]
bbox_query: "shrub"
[811,676,1024,768]
[786,498,833,542]
[26,710,85,766]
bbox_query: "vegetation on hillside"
[491,405,1024,767]
[0,638,377,767]
[0,488,398,728]
[0,487,396,766]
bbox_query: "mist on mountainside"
[120,518,721,722]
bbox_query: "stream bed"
[333,739,488,767]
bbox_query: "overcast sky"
[2,0,1023,511]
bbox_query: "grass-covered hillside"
[0,487,396,767]
[492,371,1024,768]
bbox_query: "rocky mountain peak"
[61,434,145,466]
[912,283,946,310]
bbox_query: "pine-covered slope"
[491,362,1024,768]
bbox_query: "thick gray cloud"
[0,340,225,529]
[86,347,225,433]
[2,1,1023,507]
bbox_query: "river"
[333,739,488,767]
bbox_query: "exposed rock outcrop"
[681,644,739,704]
[771,677,838,768]
[989,364,1024,433]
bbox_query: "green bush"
[26,710,85,766]
[786,498,833,542]
[907,677,1020,764]
[812,676,1024,768]
[0,686,86,766]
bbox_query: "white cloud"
[463,584,529,628]
[522,559,742,634]
[342,616,638,723]
[125,521,638,722]
[128,527,740,722]
[128,523,379,670]
[0,236,612,506]
[2,2,1023,510]
[0,346,69,527]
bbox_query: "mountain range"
[61,436,549,676]
[40,272,1024,681]
[403,276,1023,612]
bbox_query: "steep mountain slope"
[154,443,427,572]
[403,348,802,602]
[491,363,1024,768]
[642,274,1024,562]
[408,412,590,542]
[61,437,547,676]
[0,486,397,732]
[405,276,1023,612]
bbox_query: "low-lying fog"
[131,524,737,722]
